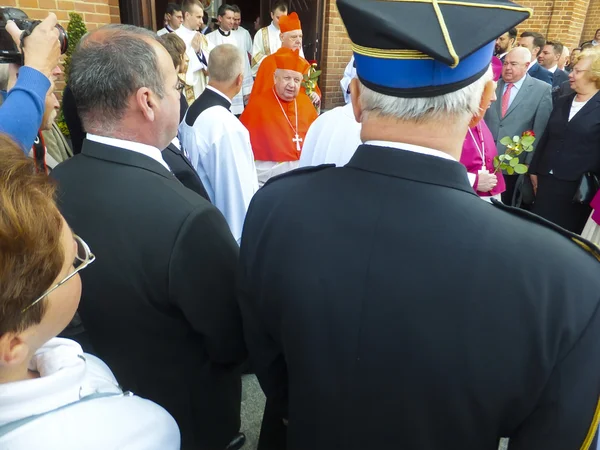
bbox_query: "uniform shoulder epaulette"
[263,164,336,188]
[491,199,600,262]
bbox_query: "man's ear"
[237,73,244,88]
[350,78,362,123]
[136,87,155,122]
[0,332,30,367]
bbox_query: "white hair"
[208,44,244,83]
[358,66,493,123]
[508,46,532,64]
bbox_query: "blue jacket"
[0,67,50,151]
[528,63,553,85]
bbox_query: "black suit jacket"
[239,145,600,450]
[530,91,600,180]
[62,84,85,155]
[528,63,553,85]
[52,140,246,450]
[162,143,210,201]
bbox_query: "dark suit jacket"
[239,144,600,450]
[530,91,600,181]
[162,143,210,201]
[552,68,569,88]
[528,63,553,85]
[52,140,246,450]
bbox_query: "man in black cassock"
[238,1,600,449]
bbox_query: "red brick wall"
[516,0,591,50]
[6,0,121,98]
[320,0,351,109]
[582,0,600,43]
[4,0,120,29]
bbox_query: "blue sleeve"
[0,66,50,152]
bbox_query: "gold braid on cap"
[351,0,532,68]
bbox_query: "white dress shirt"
[547,65,558,73]
[86,134,171,172]
[502,75,526,110]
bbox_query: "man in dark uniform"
[238,0,600,449]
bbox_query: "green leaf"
[312,70,322,77]
[506,166,515,175]
[504,154,513,161]
[510,158,519,167]
[523,145,534,152]
[514,164,528,174]
[493,156,500,169]
[521,136,535,147]
[513,135,520,143]
[500,136,513,146]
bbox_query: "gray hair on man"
[70,24,165,133]
[207,44,244,83]
[358,65,494,124]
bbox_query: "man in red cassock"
[249,12,321,107]
[240,47,318,186]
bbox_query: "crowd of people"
[1,0,600,449]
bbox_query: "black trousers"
[258,399,287,450]
[531,174,591,234]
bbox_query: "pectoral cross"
[293,134,303,152]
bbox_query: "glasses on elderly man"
[22,235,96,313]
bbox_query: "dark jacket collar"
[81,139,176,181]
[560,89,600,123]
[346,144,477,196]
[185,87,232,126]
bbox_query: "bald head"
[508,46,532,64]
[208,44,244,83]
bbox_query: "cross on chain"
[293,134,303,151]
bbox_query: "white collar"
[206,85,232,104]
[268,22,279,33]
[528,60,537,70]
[86,134,171,171]
[548,65,558,73]
[497,52,508,59]
[0,338,118,425]
[364,140,457,161]
[178,25,196,36]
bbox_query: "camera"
[0,7,68,64]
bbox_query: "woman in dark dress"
[530,48,600,233]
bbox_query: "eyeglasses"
[572,68,590,75]
[22,235,96,313]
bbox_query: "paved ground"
[240,375,266,450]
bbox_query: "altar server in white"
[207,4,253,115]
[179,44,258,244]
[340,56,356,104]
[231,5,252,63]
[175,0,213,99]
[299,102,362,167]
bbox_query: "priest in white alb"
[175,0,213,98]
[206,4,253,115]
[231,4,252,64]
[179,44,258,244]
[240,48,318,186]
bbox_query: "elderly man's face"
[502,51,529,83]
[281,30,302,51]
[233,12,241,30]
[42,91,60,131]
[274,68,302,101]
